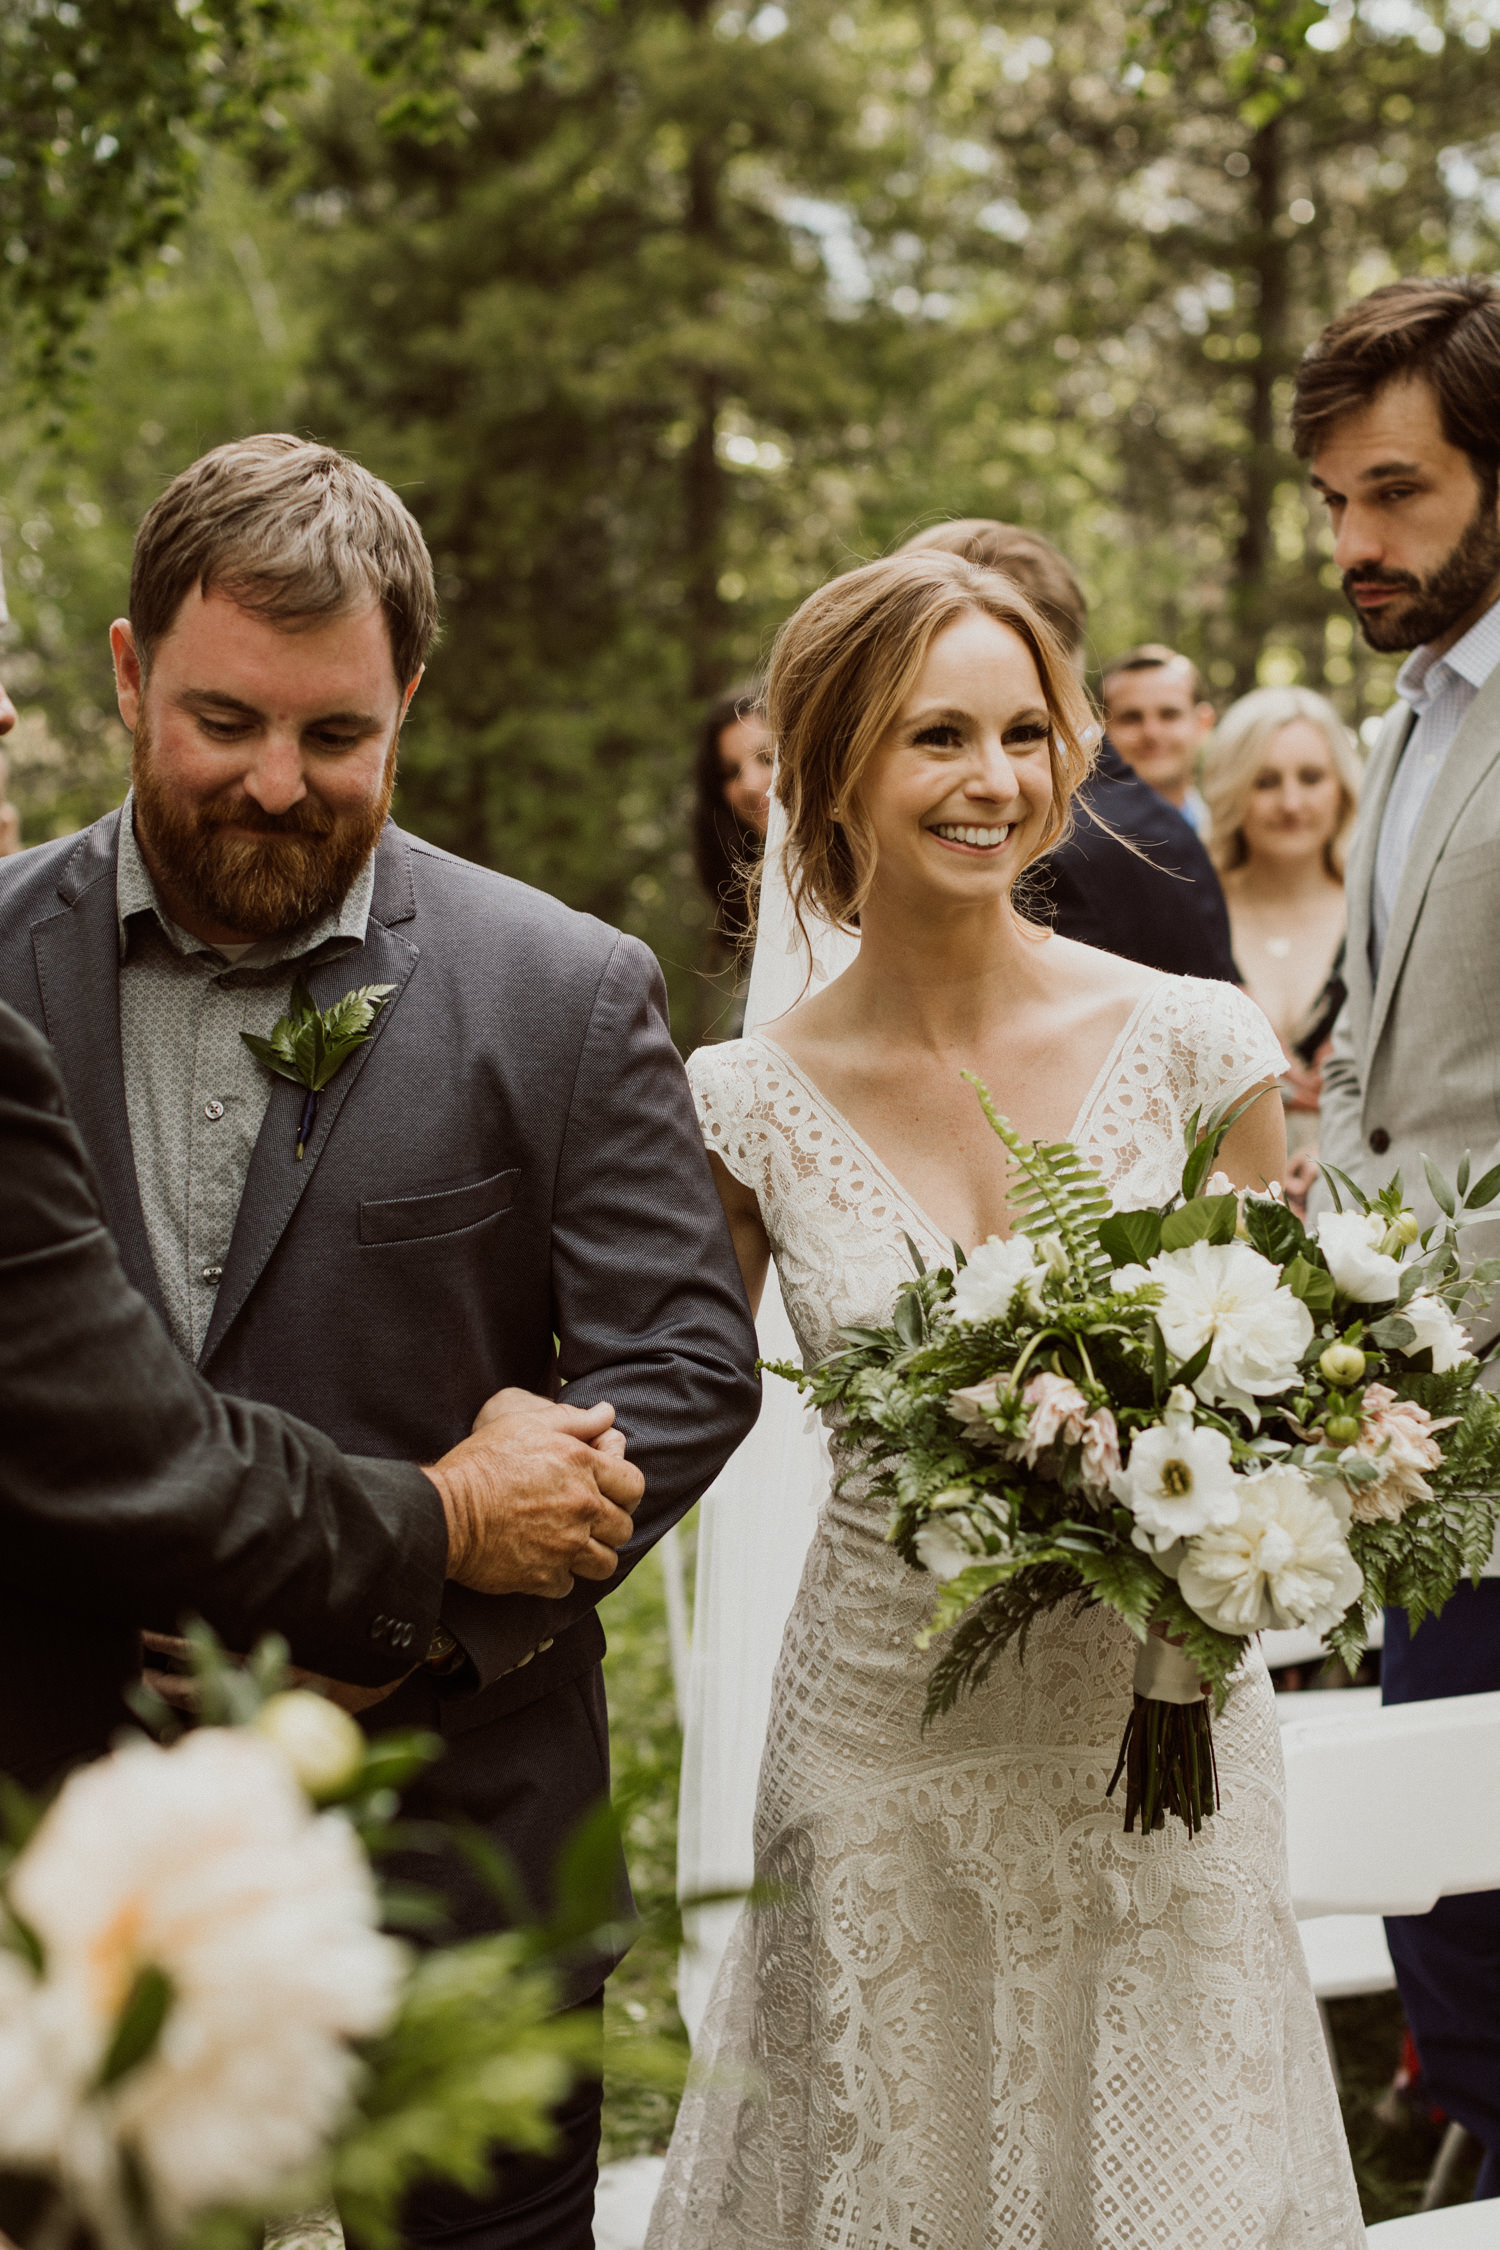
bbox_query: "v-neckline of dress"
[752,980,1163,1255]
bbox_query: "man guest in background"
[1296,271,1500,2203]
[1100,642,1217,834]
[903,520,1239,981]
[0,434,760,2250]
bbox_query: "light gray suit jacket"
[1317,661,1500,1353]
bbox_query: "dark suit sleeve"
[0,1003,448,1682]
[440,934,762,1689]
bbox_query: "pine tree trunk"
[1231,114,1291,696]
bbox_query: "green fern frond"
[961,1073,1112,1284]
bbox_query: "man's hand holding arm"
[425,1394,643,1598]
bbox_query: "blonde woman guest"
[1203,685,1360,1211]
[646,551,1362,2250]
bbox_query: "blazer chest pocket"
[359,1167,520,1247]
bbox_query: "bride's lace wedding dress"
[647,974,1365,2250]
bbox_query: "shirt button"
[204,1099,225,1121]
[201,1264,224,1282]
[1369,1128,1391,1155]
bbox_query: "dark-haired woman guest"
[691,683,771,1033]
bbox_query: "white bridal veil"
[675,797,857,2041]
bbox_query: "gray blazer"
[1317,662,1500,1345]
[0,814,760,1945]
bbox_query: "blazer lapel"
[29,811,167,1322]
[198,827,420,1370]
[1368,661,1500,1063]
[1340,702,1410,1057]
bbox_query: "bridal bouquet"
[772,1078,1500,1837]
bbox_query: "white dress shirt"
[1372,592,1500,973]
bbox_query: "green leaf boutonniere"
[242,976,397,1159]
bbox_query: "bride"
[647,550,1364,2248]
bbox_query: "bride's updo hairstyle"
[766,549,1096,942]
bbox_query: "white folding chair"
[1366,2203,1498,2245]
[1280,1689,1500,2226]
[1280,1689,1500,1920]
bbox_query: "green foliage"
[0,0,311,385]
[961,1072,1113,1283]
[1159,1193,1238,1251]
[332,1936,585,2249]
[241,978,397,1092]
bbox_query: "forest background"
[9,0,1500,1044]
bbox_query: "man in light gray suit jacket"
[1295,275,1500,2200]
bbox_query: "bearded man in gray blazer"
[0,435,760,2250]
[1296,275,1500,2202]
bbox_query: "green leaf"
[1367,1314,1417,1350]
[241,982,396,1097]
[1464,1162,1500,1211]
[1171,1336,1212,1392]
[1281,1255,1336,1316]
[1319,1163,1370,1215]
[902,1232,927,1277]
[1072,1545,1161,1638]
[1424,1157,1456,1219]
[1243,1196,1305,1268]
[893,1290,925,1348]
[1160,1193,1238,1252]
[1098,1208,1163,1267]
[97,1964,174,2091]
[239,1031,306,1083]
[1458,1152,1471,1200]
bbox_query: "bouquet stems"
[1107,1637,1220,1836]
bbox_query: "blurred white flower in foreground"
[1113,1239,1313,1411]
[0,1728,402,2230]
[1178,1463,1363,1635]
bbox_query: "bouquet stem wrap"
[1107,1636,1220,1836]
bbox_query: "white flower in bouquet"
[914,1508,986,1581]
[1114,1239,1313,1410]
[1397,1292,1473,1373]
[1177,1463,1363,1635]
[1315,1210,1403,1304]
[1014,1372,1090,1466]
[1111,1388,1242,1550]
[951,1234,1049,1326]
[1339,1382,1449,1524]
[0,1729,403,2228]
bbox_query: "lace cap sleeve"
[1188,979,1287,1116]
[685,1039,769,1194]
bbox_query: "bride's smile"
[855,607,1055,904]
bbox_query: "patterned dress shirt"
[116,796,376,1360]
[1372,593,1500,974]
